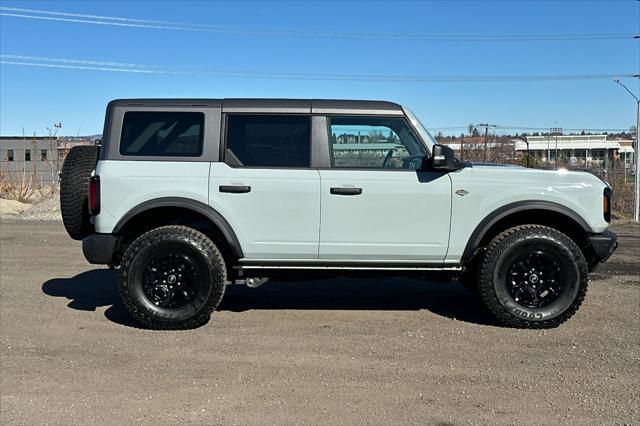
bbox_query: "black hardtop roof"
[107,98,404,115]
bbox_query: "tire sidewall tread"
[60,145,99,240]
[118,225,227,330]
[478,224,588,329]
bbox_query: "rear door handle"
[219,185,251,194]
[330,187,362,196]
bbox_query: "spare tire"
[60,145,99,240]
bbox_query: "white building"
[513,134,634,169]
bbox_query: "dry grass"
[0,169,58,203]
[610,176,636,219]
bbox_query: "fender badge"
[455,189,469,196]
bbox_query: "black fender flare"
[113,197,244,258]
[461,200,593,262]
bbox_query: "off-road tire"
[118,226,227,330]
[60,145,99,240]
[478,225,588,329]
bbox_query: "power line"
[1,54,637,82]
[494,125,634,132]
[1,6,638,41]
[2,55,159,70]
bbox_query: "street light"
[512,136,530,168]
[614,78,639,223]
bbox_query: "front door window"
[328,116,426,169]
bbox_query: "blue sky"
[0,0,638,137]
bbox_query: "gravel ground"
[0,195,61,221]
[16,196,61,220]
[0,221,638,425]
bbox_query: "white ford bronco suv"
[60,99,617,330]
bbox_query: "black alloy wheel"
[478,225,588,329]
[118,225,226,330]
[143,251,201,309]
[506,250,564,309]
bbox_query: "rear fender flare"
[113,197,243,258]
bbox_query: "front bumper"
[82,234,117,265]
[586,230,618,269]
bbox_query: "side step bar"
[230,262,462,285]
[238,265,461,271]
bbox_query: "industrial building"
[0,137,92,185]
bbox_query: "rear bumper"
[82,234,117,265]
[587,230,617,267]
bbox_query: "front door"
[319,115,451,262]
[209,114,320,260]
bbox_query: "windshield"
[403,107,436,151]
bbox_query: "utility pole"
[484,125,489,162]
[614,78,639,223]
[475,123,496,162]
[550,126,563,169]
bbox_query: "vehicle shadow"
[41,269,138,328]
[42,270,497,328]
[221,278,497,325]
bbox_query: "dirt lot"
[0,220,638,425]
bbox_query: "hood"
[469,162,523,168]
[460,162,609,188]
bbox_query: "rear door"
[318,115,452,262]
[209,114,320,260]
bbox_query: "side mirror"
[429,144,458,171]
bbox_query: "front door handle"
[330,187,362,196]
[219,185,251,194]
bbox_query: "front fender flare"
[461,200,593,262]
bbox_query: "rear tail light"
[88,175,100,215]
[603,187,612,223]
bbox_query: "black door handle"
[330,187,362,196]
[219,185,251,193]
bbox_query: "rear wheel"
[118,226,226,330]
[478,225,588,329]
[60,145,99,240]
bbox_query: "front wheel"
[478,225,588,329]
[118,226,226,330]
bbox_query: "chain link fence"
[453,141,636,219]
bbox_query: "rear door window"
[225,115,311,167]
[120,111,204,157]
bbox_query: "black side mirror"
[429,144,458,171]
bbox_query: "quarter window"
[225,115,311,167]
[120,111,204,157]
[328,116,425,169]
